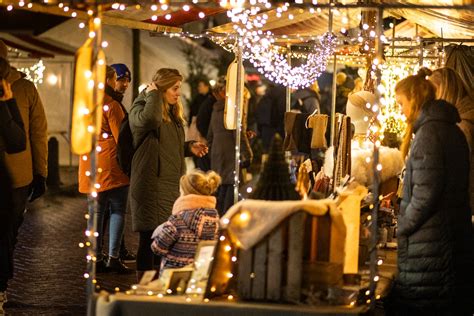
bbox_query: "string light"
[17,60,46,86]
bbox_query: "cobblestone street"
[5,168,138,315]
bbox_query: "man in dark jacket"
[392,99,474,314]
[255,84,286,153]
[0,57,26,313]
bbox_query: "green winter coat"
[128,90,191,232]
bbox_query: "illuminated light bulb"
[85,230,91,236]
[374,276,380,282]
[151,15,157,21]
[86,242,91,246]
[58,3,64,8]
[165,14,171,20]
[87,125,94,133]
[96,146,102,152]
[246,187,253,193]
[87,9,93,16]
[186,297,191,302]
[223,218,230,225]
[350,301,356,307]
[366,299,371,304]
[342,16,348,24]
[239,212,249,221]
[84,214,90,219]
[19,1,25,7]
[84,273,90,279]
[183,4,190,11]
[157,293,164,298]
[94,183,101,189]
[115,287,120,292]
[362,24,369,30]
[71,12,77,17]
[376,295,381,300]
[64,6,69,12]
[377,259,383,265]
[365,290,370,296]
[98,83,105,90]
[101,41,108,48]
[166,289,172,294]
[7,5,13,11]
[86,255,92,260]
[28,3,33,8]
[79,22,85,29]
[147,291,153,296]
[88,80,94,89]
[198,12,205,19]
[227,272,233,278]
[341,27,347,33]
[288,14,294,20]
[97,168,103,173]
[227,295,234,300]
[363,116,369,122]
[224,245,232,252]
[364,44,370,51]
[231,256,237,262]
[367,215,372,221]
[79,242,85,248]
[103,105,109,111]
[151,4,157,11]
[119,4,126,10]
[89,31,96,38]
[375,140,381,147]
[85,171,91,177]
[309,8,314,13]
[161,4,168,10]
[47,74,58,86]
[91,191,98,198]
[219,236,225,241]
[365,157,371,163]
[82,155,88,161]
[112,3,120,9]
[102,133,108,139]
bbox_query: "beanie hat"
[110,63,131,81]
[0,40,8,59]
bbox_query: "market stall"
[1,0,472,315]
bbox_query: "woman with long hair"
[389,69,474,314]
[128,68,208,279]
[428,67,474,215]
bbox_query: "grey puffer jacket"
[394,99,474,312]
[128,90,192,232]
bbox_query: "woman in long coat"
[128,68,207,277]
[389,69,474,315]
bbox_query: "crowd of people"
[0,33,473,314]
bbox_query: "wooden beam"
[0,1,182,33]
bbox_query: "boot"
[107,257,132,274]
[136,270,145,283]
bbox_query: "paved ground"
[4,168,138,315]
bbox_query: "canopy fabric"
[445,44,474,90]
[0,32,75,58]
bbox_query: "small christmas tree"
[250,134,300,201]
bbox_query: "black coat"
[196,94,217,140]
[0,99,26,230]
[395,100,474,312]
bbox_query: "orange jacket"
[78,93,129,194]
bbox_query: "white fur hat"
[346,91,376,135]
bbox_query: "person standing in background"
[188,78,212,171]
[0,57,27,314]
[0,40,48,311]
[110,63,136,264]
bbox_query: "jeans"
[87,186,128,259]
[0,186,29,292]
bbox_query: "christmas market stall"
[1,0,472,315]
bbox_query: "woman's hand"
[0,79,13,101]
[190,141,208,157]
[146,82,158,93]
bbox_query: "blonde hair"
[180,170,221,196]
[428,67,470,107]
[152,68,186,126]
[396,68,436,158]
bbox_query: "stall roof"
[0,32,76,58]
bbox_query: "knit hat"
[110,63,131,81]
[180,170,221,196]
[0,40,8,59]
[346,91,376,135]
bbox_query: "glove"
[28,174,46,202]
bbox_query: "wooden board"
[237,249,253,299]
[266,227,284,301]
[252,240,268,300]
[285,212,306,302]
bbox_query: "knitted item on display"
[307,114,328,149]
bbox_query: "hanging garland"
[212,0,337,89]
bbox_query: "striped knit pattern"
[151,208,219,270]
